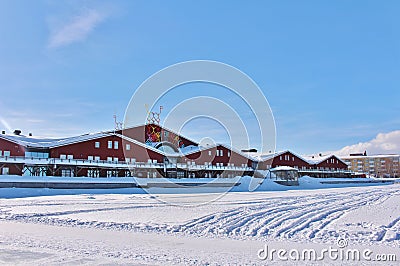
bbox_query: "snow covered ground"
[0,178,399,265]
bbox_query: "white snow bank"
[0,174,395,199]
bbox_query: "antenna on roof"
[145,105,163,143]
[145,104,163,125]
[113,114,123,131]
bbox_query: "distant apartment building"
[341,153,400,178]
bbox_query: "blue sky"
[0,0,399,155]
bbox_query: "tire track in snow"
[1,186,399,247]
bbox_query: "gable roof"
[0,130,173,158]
[0,132,111,149]
[181,142,257,161]
[304,154,347,165]
[254,150,310,164]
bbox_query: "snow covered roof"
[179,145,201,154]
[254,150,309,163]
[270,166,299,171]
[0,132,111,149]
[303,154,333,164]
[303,154,347,165]
[252,151,286,162]
[340,154,400,159]
[0,130,176,158]
[179,142,257,161]
[218,143,258,161]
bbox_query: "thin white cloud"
[334,130,400,156]
[48,9,106,48]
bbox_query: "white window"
[94,156,100,161]
[131,158,136,163]
[107,170,114,177]
[61,169,73,177]
[208,151,212,156]
[292,157,295,161]
[107,157,113,162]
[2,167,9,175]
[88,169,99,178]
[25,152,49,158]
[114,141,119,149]
[67,155,73,160]
[0,150,2,156]
[126,144,131,151]
[227,151,231,157]
[125,170,132,177]
[113,157,119,162]
[125,158,131,163]
[95,141,100,148]
[88,156,93,161]
[177,171,185,178]
[280,156,282,160]
[3,151,10,157]
[108,141,113,149]
[220,150,223,156]
[60,154,67,159]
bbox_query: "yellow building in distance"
[341,153,399,178]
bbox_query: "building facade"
[0,125,255,178]
[0,124,378,179]
[257,151,351,178]
[341,154,399,178]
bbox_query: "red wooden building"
[0,125,254,178]
[0,125,351,178]
[256,151,350,178]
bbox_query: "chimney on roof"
[1,130,5,134]
[350,153,364,156]
[364,150,367,156]
[29,133,32,136]
[241,148,258,153]
[13,129,22,136]
[319,153,322,157]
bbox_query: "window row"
[95,141,131,151]
[60,154,74,160]
[327,158,339,164]
[215,150,230,157]
[280,155,295,161]
[25,152,49,158]
[59,155,140,164]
